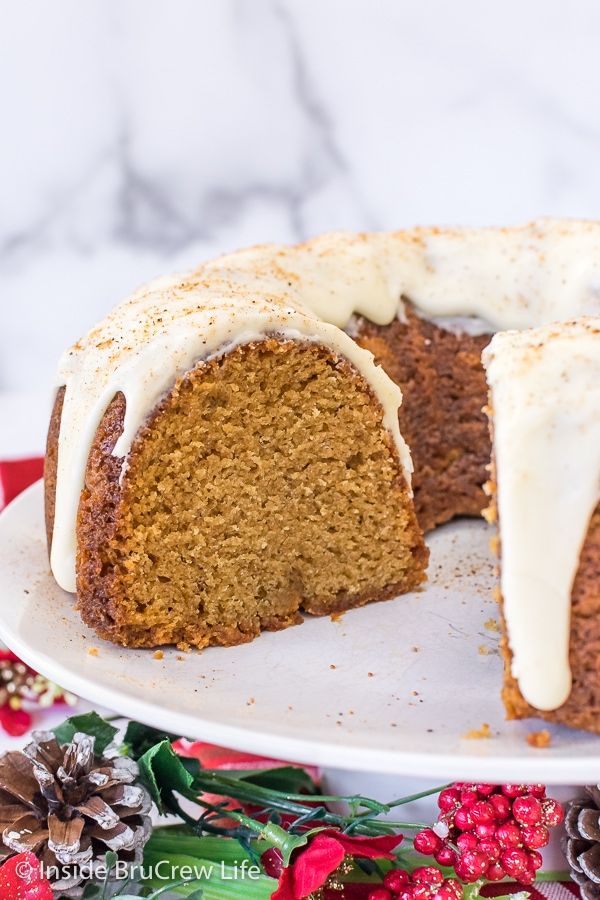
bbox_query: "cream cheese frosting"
[204,219,600,330]
[483,318,600,711]
[51,218,600,712]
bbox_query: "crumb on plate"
[527,729,551,749]
[463,722,492,740]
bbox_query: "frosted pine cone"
[565,786,600,900]
[0,730,152,893]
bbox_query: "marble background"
[2,0,600,423]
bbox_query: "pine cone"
[0,730,152,893]
[565,786,600,900]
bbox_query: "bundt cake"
[44,219,600,731]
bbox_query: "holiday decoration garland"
[0,650,76,737]
[0,710,579,900]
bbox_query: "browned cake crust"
[355,304,492,531]
[46,339,428,649]
[500,504,600,733]
[44,385,64,552]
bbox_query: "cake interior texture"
[355,305,492,531]
[52,339,427,649]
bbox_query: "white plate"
[0,480,597,783]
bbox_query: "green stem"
[387,784,452,808]
[534,871,571,882]
[189,773,427,835]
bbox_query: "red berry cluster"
[368,865,462,900]
[413,783,564,886]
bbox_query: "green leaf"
[77,885,102,899]
[53,712,119,755]
[141,851,275,899]
[146,828,255,866]
[124,722,185,760]
[216,766,317,795]
[138,740,196,811]
[255,821,326,866]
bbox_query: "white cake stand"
[0,481,597,784]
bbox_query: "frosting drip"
[51,219,600,712]
[483,319,600,711]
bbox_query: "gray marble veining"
[1,0,600,389]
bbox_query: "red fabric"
[0,458,44,511]
[0,853,53,900]
[481,881,579,899]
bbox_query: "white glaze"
[204,219,600,330]
[52,219,600,712]
[483,318,600,711]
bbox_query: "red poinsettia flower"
[0,852,53,900]
[175,738,320,781]
[270,830,403,900]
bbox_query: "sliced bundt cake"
[45,220,600,731]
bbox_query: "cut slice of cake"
[45,282,427,649]
[483,318,600,731]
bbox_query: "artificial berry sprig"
[367,864,462,900]
[414,783,564,886]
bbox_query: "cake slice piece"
[45,279,427,649]
[483,318,600,731]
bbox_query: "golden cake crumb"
[153,650,164,660]
[463,723,492,740]
[484,618,500,632]
[70,340,426,650]
[478,644,491,656]
[87,646,99,657]
[527,729,551,748]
